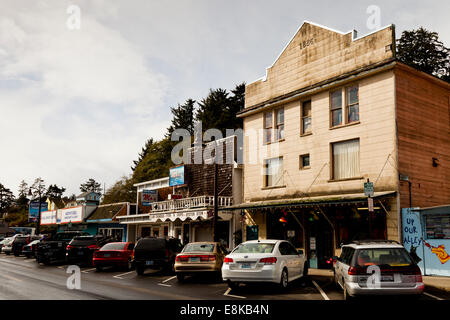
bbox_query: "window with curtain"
[264,157,283,187]
[332,139,360,180]
[301,100,312,134]
[346,85,359,123]
[276,108,284,140]
[330,90,342,127]
[264,111,272,144]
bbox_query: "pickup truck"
[36,231,90,264]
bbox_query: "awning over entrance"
[118,210,234,225]
[222,191,396,210]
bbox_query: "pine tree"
[80,178,102,194]
[46,184,66,200]
[397,27,449,82]
[167,99,196,136]
[0,183,15,215]
[131,138,154,172]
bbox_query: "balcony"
[151,195,233,213]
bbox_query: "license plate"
[381,275,394,282]
[240,263,251,269]
[104,254,111,258]
[146,261,154,266]
[189,257,200,263]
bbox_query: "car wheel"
[177,273,185,282]
[303,261,309,277]
[280,268,289,289]
[227,280,239,290]
[136,265,145,275]
[127,259,133,271]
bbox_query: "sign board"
[368,198,374,212]
[364,181,374,197]
[60,206,83,224]
[287,230,295,237]
[142,189,158,206]
[40,210,58,225]
[28,201,49,222]
[310,237,316,250]
[169,165,186,186]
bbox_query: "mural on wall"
[402,208,424,269]
[422,238,450,265]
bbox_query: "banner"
[40,210,57,225]
[60,206,83,224]
[169,165,186,186]
[142,189,158,206]
[28,201,49,222]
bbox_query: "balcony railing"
[151,195,233,213]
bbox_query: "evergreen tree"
[131,138,154,172]
[46,184,66,200]
[102,176,136,204]
[0,183,15,215]
[167,99,196,136]
[397,27,449,82]
[195,88,230,133]
[80,178,102,194]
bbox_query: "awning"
[221,191,396,211]
[118,209,234,225]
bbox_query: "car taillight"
[259,257,277,264]
[414,265,423,282]
[88,245,99,250]
[224,257,233,264]
[66,245,73,250]
[348,266,364,275]
[176,255,189,262]
[199,255,216,262]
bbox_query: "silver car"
[222,239,308,290]
[333,240,424,300]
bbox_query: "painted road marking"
[113,271,135,279]
[424,292,444,300]
[158,283,172,287]
[312,280,330,300]
[81,268,96,273]
[224,287,246,299]
[57,266,65,269]
[162,276,177,283]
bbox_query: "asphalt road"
[0,253,448,300]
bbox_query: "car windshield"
[101,243,126,251]
[136,238,166,250]
[355,248,414,267]
[56,233,85,241]
[183,243,215,253]
[233,243,275,254]
[70,236,97,246]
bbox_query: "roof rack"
[349,240,400,245]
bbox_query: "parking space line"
[312,280,330,300]
[223,288,246,299]
[57,266,65,269]
[424,292,444,300]
[158,283,172,287]
[162,276,177,283]
[113,271,134,279]
[81,268,96,273]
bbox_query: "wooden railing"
[151,195,233,212]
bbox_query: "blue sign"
[169,166,186,186]
[28,201,49,222]
[402,208,424,272]
[142,189,158,206]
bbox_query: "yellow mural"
[424,240,450,264]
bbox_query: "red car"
[93,242,135,271]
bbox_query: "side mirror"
[297,249,304,256]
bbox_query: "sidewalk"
[308,269,450,292]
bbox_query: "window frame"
[330,90,343,127]
[263,111,273,145]
[275,108,285,141]
[330,138,361,181]
[330,83,360,128]
[299,153,310,170]
[345,85,359,124]
[301,100,312,135]
[263,156,284,188]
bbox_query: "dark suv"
[134,237,183,275]
[36,231,90,264]
[66,235,113,266]
[12,235,41,256]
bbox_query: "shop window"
[330,90,342,127]
[264,111,273,144]
[301,100,312,134]
[264,157,284,187]
[332,139,360,180]
[346,85,359,123]
[275,108,284,141]
[300,154,310,169]
[246,225,259,241]
[425,214,450,239]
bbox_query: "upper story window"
[330,84,360,128]
[264,111,273,144]
[346,85,359,123]
[301,100,312,135]
[275,108,284,141]
[330,90,343,127]
[264,157,284,187]
[332,139,360,180]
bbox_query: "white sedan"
[222,239,308,289]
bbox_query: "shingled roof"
[86,203,127,222]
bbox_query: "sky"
[0,0,449,197]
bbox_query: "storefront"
[230,192,395,269]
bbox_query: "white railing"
[151,195,233,213]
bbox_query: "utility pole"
[213,162,219,242]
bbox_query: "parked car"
[12,235,41,256]
[333,240,424,300]
[66,235,113,266]
[36,231,90,264]
[23,239,41,259]
[1,234,25,255]
[93,242,135,271]
[222,240,308,290]
[175,242,228,282]
[0,237,10,252]
[134,237,183,275]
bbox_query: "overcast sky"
[1,0,449,197]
